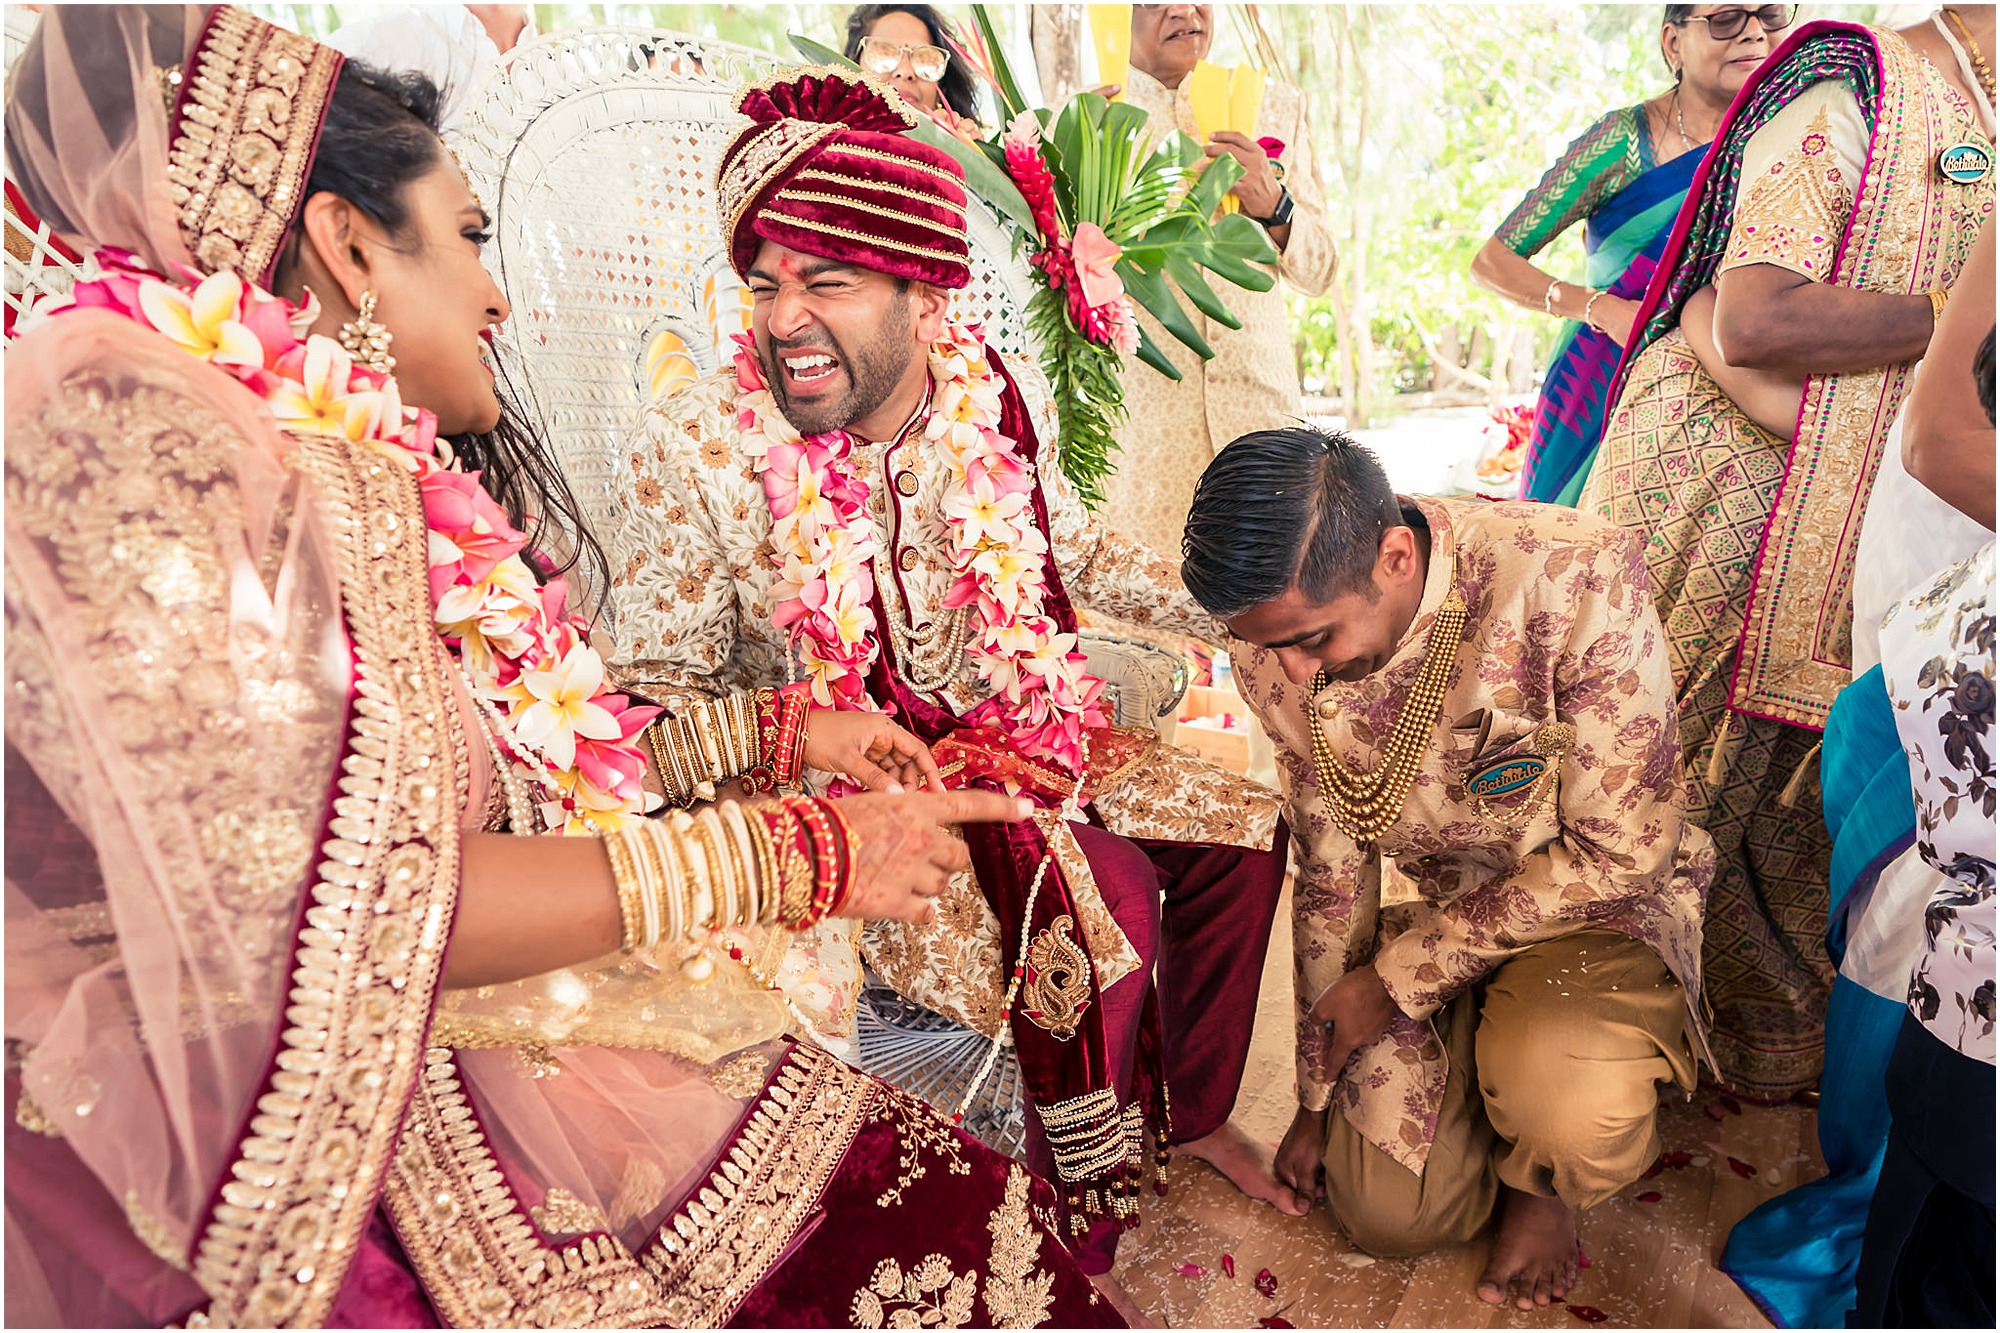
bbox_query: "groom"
[603,66,1297,1312]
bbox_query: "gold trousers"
[1320,931,1696,1256]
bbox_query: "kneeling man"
[1181,427,1714,1308]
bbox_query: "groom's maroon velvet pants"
[1018,818,1290,1274]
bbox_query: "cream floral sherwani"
[1235,497,1714,1173]
[608,359,1282,1035]
[1102,69,1339,557]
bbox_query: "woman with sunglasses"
[1472,4,1793,507]
[843,3,983,135]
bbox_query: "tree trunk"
[1030,5,1084,106]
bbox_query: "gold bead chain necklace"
[1306,552,1466,844]
[1946,8,1996,102]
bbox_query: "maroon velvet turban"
[716,67,971,290]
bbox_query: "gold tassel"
[1704,713,1743,788]
[1778,741,1824,809]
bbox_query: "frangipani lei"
[46,253,659,833]
[736,322,1107,773]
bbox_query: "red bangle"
[743,686,811,794]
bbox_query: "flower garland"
[734,321,1106,773]
[45,252,658,833]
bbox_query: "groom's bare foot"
[1174,1120,1313,1216]
[1476,1187,1578,1309]
[1089,1272,1154,1327]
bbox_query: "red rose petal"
[1720,1093,1743,1115]
[1704,1102,1728,1121]
[1221,1253,1236,1278]
[1641,1154,1666,1180]
[1727,1156,1758,1178]
[1255,1268,1279,1299]
[1567,1304,1610,1323]
[1635,1190,1663,1203]
[1665,1150,1694,1168]
[1174,1263,1206,1279]
[1257,1320,1295,1329]
[1577,1247,1593,1270]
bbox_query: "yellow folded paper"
[1188,59,1230,142]
[1087,5,1130,96]
[1228,64,1265,137]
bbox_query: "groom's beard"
[760,301,915,437]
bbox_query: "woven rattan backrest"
[457,27,1052,626]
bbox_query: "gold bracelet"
[603,828,659,951]
[743,805,782,926]
[1930,287,1950,324]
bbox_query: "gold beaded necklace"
[1306,550,1466,844]
[1945,7,1997,102]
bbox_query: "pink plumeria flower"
[1070,222,1126,310]
[942,474,1032,550]
[511,640,623,772]
[423,469,530,600]
[138,270,264,367]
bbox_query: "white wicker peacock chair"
[3,7,88,335]
[457,26,1187,1157]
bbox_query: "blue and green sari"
[1522,147,1703,505]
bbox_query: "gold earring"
[338,290,396,374]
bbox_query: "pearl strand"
[459,664,543,835]
[952,734,1092,1125]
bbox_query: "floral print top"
[1882,542,1996,1064]
[1234,497,1714,1173]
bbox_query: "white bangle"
[1542,279,1562,315]
[1581,288,1607,330]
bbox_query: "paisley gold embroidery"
[704,1050,770,1098]
[1022,915,1091,1040]
[981,1166,1058,1329]
[13,1092,59,1139]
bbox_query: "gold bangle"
[1930,288,1950,324]
[744,805,782,925]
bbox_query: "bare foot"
[1089,1271,1154,1327]
[1475,1187,1578,1310]
[1173,1120,1312,1216]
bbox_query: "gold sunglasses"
[858,36,951,82]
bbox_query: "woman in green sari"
[1580,9,1995,1101]
[1471,4,1794,506]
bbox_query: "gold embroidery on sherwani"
[1023,915,1092,1040]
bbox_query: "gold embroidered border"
[383,1047,668,1328]
[186,434,465,1327]
[790,169,968,217]
[718,119,843,251]
[1732,33,1994,727]
[165,8,343,283]
[384,1041,875,1327]
[641,1041,880,1325]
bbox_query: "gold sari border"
[186,434,467,1326]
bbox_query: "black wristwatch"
[1252,186,1295,229]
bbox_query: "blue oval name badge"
[1465,755,1546,799]
[1939,141,1993,185]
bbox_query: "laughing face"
[1130,3,1213,87]
[744,241,943,438]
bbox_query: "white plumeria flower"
[511,641,622,772]
[942,475,1031,549]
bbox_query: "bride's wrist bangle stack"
[605,793,857,951]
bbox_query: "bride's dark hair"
[279,59,611,613]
